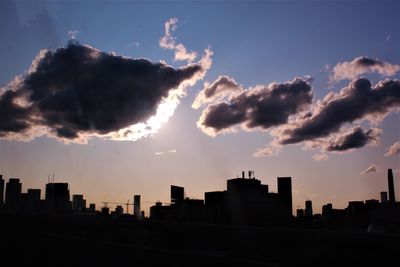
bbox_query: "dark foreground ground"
[1,214,399,267]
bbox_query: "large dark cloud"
[279,78,400,145]
[324,127,381,152]
[0,42,203,141]
[197,77,313,136]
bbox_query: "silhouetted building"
[20,193,28,213]
[72,194,86,213]
[348,201,365,217]
[226,173,270,225]
[180,199,204,222]
[305,200,313,217]
[277,177,292,217]
[150,202,171,220]
[380,192,388,204]
[115,205,123,215]
[296,209,304,217]
[0,175,4,206]
[171,185,184,204]
[151,172,293,225]
[365,199,380,210]
[5,178,22,213]
[101,207,109,215]
[27,189,41,214]
[45,183,70,214]
[205,191,225,207]
[89,203,96,213]
[388,169,396,204]
[134,195,141,218]
[204,191,227,223]
[322,203,332,214]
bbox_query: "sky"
[0,0,399,214]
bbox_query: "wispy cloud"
[360,164,380,175]
[313,152,328,161]
[125,41,140,48]
[155,149,177,156]
[159,17,197,62]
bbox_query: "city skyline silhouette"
[1,168,398,225]
[0,1,399,266]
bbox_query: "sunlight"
[109,90,181,141]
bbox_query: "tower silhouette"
[388,169,396,204]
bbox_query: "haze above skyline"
[0,0,399,214]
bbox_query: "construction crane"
[101,200,134,214]
[100,199,174,214]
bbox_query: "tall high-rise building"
[134,195,141,218]
[0,175,4,205]
[305,200,313,217]
[45,183,70,214]
[277,177,292,217]
[5,178,22,213]
[388,169,396,204]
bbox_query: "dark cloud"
[0,42,203,141]
[280,78,400,145]
[197,77,313,136]
[325,127,381,152]
[192,76,241,109]
[0,90,31,134]
[331,56,399,82]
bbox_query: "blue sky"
[1,0,399,214]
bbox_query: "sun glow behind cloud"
[110,89,181,142]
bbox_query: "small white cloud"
[125,42,140,48]
[68,30,78,39]
[252,142,282,158]
[155,149,176,156]
[386,34,391,42]
[313,152,328,161]
[385,141,400,157]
